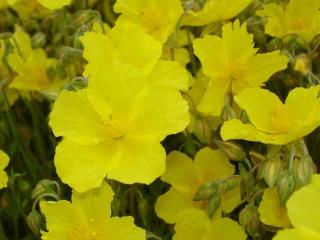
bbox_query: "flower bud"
[31,32,46,49]
[220,104,236,122]
[216,140,246,161]
[182,0,205,12]
[292,155,313,188]
[32,180,60,200]
[193,182,219,201]
[249,151,267,165]
[207,193,221,218]
[277,171,296,206]
[294,54,311,75]
[190,116,212,144]
[26,210,44,236]
[263,157,282,187]
[239,204,260,238]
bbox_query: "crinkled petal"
[161,151,197,193]
[107,138,165,184]
[208,217,247,240]
[155,188,196,224]
[193,147,234,182]
[273,227,320,240]
[49,90,100,145]
[258,188,290,228]
[54,139,120,193]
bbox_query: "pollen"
[96,116,126,140]
[67,225,95,240]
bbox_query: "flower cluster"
[0,0,320,239]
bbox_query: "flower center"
[140,7,168,36]
[268,106,294,133]
[67,225,96,240]
[290,19,305,32]
[97,116,126,140]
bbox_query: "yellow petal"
[107,139,165,184]
[258,188,290,228]
[0,150,9,189]
[54,139,120,193]
[49,90,100,145]
[173,209,211,240]
[155,188,196,224]
[193,147,234,182]
[38,0,71,9]
[286,174,320,231]
[161,151,197,193]
[208,218,247,240]
[273,227,320,240]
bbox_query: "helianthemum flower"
[273,174,320,240]
[113,0,183,43]
[221,86,320,145]
[258,0,320,42]
[8,26,66,93]
[0,150,9,189]
[193,20,288,116]
[181,0,252,26]
[50,63,189,192]
[155,147,241,224]
[173,209,247,240]
[40,182,145,240]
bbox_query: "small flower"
[193,20,288,116]
[257,0,320,42]
[8,26,66,93]
[181,0,252,26]
[50,63,189,192]
[221,86,320,145]
[273,174,320,240]
[0,150,9,189]
[173,209,247,240]
[113,0,183,42]
[155,147,240,224]
[40,182,145,240]
[258,188,291,228]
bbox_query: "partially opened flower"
[113,0,183,42]
[273,174,320,240]
[193,20,288,116]
[181,0,252,26]
[257,0,320,42]
[50,64,189,192]
[221,86,320,145]
[258,188,291,228]
[155,147,240,224]
[40,182,145,240]
[8,27,66,93]
[0,150,9,189]
[173,209,247,240]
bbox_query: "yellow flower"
[181,0,252,26]
[173,209,247,240]
[193,20,288,116]
[113,0,183,42]
[38,0,71,9]
[258,188,291,228]
[40,182,145,240]
[273,174,320,240]
[50,63,189,192]
[8,27,65,93]
[81,23,162,76]
[155,147,240,224]
[0,150,9,189]
[8,0,50,19]
[258,0,320,42]
[221,86,320,145]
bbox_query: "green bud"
[239,204,260,238]
[65,77,88,91]
[292,155,314,188]
[207,193,221,218]
[221,104,236,122]
[182,0,205,12]
[193,182,219,201]
[26,210,44,236]
[263,157,283,187]
[277,171,296,206]
[216,140,246,161]
[31,32,46,48]
[191,117,212,144]
[249,151,267,165]
[294,54,311,75]
[32,180,60,200]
